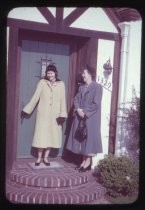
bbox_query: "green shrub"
[118,87,140,159]
[95,154,139,198]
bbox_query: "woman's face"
[82,69,91,83]
[46,71,56,82]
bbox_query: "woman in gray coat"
[66,65,103,172]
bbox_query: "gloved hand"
[56,117,66,125]
[20,111,29,120]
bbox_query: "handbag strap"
[79,118,86,126]
[83,118,87,127]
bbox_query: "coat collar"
[82,81,97,94]
[44,79,61,88]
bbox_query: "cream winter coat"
[23,79,67,148]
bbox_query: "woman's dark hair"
[44,64,58,80]
[85,65,96,80]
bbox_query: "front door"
[17,40,70,158]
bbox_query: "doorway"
[17,40,70,158]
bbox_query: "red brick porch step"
[6,179,106,204]
[6,158,106,204]
[9,161,89,188]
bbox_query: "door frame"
[6,26,89,173]
[17,39,72,158]
[6,18,121,175]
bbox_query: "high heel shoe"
[35,160,41,166]
[43,159,50,166]
[79,164,91,172]
[75,165,83,170]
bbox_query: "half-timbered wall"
[6,7,122,172]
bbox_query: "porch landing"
[6,157,108,204]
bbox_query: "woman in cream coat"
[21,64,67,166]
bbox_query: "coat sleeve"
[59,82,67,118]
[83,84,103,118]
[23,80,43,114]
[74,86,81,110]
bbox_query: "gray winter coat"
[66,81,103,156]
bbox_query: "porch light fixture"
[103,58,113,79]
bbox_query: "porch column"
[115,22,130,156]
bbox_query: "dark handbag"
[75,118,87,142]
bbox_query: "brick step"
[6,178,106,204]
[9,159,92,188]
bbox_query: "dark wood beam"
[7,18,56,32]
[64,27,119,41]
[56,7,63,29]
[7,18,119,41]
[7,27,19,172]
[63,7,88,27]
[37,7,55,25]
[103,8,120,32]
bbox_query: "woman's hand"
[56,117,66,125]
[77,108,85,118]
[20,111,30,123]
[20,111,30,119]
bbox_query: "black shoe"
[75,165,83,170]
[43,159,50,166]
[79,164,91,172]
[35,161,41,166]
